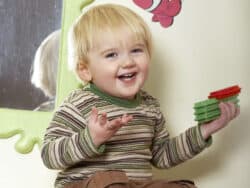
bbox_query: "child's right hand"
[200,102,240,140]
[87,107,133,147]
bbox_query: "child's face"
[85,27,150,99]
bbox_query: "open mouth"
[117,72,137,81]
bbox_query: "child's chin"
[118,85,140,99]
[122,93,137,100]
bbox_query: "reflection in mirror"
[0,0,62,111]
[31,30,60,111]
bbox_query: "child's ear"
[77,63,92,82]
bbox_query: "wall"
[0,0,249,187]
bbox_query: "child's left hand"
[200,102,240,140]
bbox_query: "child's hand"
[200,102,240,140]
[87,107,133,147]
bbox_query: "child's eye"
[105,52,118,58]
[131,48,143,53]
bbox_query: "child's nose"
[121,55,135,68]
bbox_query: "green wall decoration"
[0,0,95,154]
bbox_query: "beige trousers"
[64,171,197,188]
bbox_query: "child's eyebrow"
[133,43,146,48]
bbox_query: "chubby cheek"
[140,62,149,81]
[95,68,119,88]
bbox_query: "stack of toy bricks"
[194,85,241,124]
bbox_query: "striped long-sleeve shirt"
[41,83,212,188]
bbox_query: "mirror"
[0,0,94,154]
[0,0,62,111]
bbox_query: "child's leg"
[64,170,129,188]
[135,180,197,188]
[64,171,197,188]
[129,179,197,188]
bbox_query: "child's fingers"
[107,114,133,130]
[219,102,239,122]
[225,102,239,120]
[90,107,98,123]
[107,118,122,130]
[218,103,229,123]
[224,102,234,120]
[121,114,133,124]
[99,112,107,126]
[230,105,240,119]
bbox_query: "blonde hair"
[68,4,152,80]
[31,30,60,98]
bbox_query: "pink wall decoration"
[133,0,182,28]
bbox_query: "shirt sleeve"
[150,111,212,169]
[41,102,105,170]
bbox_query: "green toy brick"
[197,115,221,124]
[194,103,219,115]
[194,98,219,109]
[195,109,221,121]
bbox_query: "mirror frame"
[0,0,94,154]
